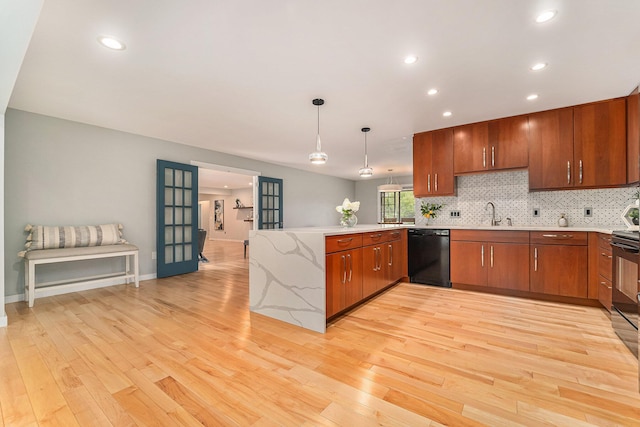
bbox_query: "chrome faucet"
[485,202,501,226]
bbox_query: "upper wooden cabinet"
[413,128,455,197]
[627,86,639,184]
[529,98,627,190]
[453,115,528,174]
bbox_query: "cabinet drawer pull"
[337,238,353,243]
[600,252,612,259]
[542,234,573,239]
[567,161,571,184]
[390,232,400,237]
[369,233,383,239]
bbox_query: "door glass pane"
[165,168,174,186]
[175,170,183,187]
[268,197,273,209]
[274,185,279,196]
[184,226,192,243]
[268,182,273,195]
[165,246,174,264]
[175,190,183,206]
[184,244,192,261]
[164,226,173,244]
[262,185,268,196]
[175,246,183,262]
[175,227,183,244]
[274,211,279,222]
[184,171,192,188]
[184,190,192,205]
[262,196,268,206]
[165,208,173,225]
[164,188,173,205]
[184,208,192,224]
[175,209,183,224]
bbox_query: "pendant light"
[358,127,373,177]
[309,98,328,164]
[378,169,402,192]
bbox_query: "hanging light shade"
[309,98,328,164]
[358,127,373,178]
[378,169,402,192]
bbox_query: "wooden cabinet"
[450,230,529,291]
[326,248,363,318]
[627,86,639,184]
[530,232,588,298]
[529,98,626,190]
[454,116,529,174]
[326,229,407,318]
[588,233,612,311]
[413,129,455,197]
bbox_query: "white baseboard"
[5,273,156,303]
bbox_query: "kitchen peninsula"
[248,224,407,333]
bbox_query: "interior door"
[258,176,283,229]
[157,160,199,278]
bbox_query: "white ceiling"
[8,1,640,181]
[199,168,254,191]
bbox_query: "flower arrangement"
[420,202,444,219]
[336,198,360,227]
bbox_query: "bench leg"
[27,261,36,308]
[24,261,29,305]
[125,255,131,284]
[133,252,139,288]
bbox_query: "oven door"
[611,240,639,357]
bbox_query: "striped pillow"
[22,224,127,254]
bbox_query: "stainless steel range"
[610,230,639,359]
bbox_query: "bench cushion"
[24,244,138,261]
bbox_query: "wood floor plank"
[3,240,639,426]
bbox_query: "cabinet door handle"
[481,245,484,267]
[435,174,438,192]
[579,160,583,184]
[567,161,571,184]
[637,292,640,303]
[534,247,538,272]
[377,247,382,271]
[341,255,346,284]
[337,238,353,243]
[601,252,612,259]
[482,147,486,168]
[491,146,495,168]
[347,254,353,282]
[388,244,393,266]
[427,174,431,192]
[490,245,494,268]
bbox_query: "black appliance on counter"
[408,228,451,287]
[610,230,639,358]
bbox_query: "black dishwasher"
[408,228,451,287]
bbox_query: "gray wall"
[4,109,355,298]
[355,175,413,224]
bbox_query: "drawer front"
[597,246,613,281]
[530,231,588,246]
[326,234,363,253]
[450,229,528,244]
[386,230,403,242]
[363,231,389,245]
[597,233,612,251]
[597,276,612,312]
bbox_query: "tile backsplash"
[415,170,636,228]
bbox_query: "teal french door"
[258,176,283,229]
[157,160,199,278]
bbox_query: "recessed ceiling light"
[443,111,452,117]
[248,182,253,186]
[536,10,557,23]
[427,88,438,96]
[224,185,228,188]
[404,55,418,64]
[530,62,548,71]
[97,35,126,50]
[527,94,539,101]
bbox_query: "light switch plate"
[450,210,461,218]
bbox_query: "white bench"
[24,244,139,307]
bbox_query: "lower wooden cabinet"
[326,248,363,318]
[588,233,613,311]
[530,232,588,298]
[362,243,386,298]
[450,230,529,291]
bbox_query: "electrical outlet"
[151,251,157,260]
[533,208,540,217]
[584,207,593,217]
[450,210,461,218]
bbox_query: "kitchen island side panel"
[249,231,326,333]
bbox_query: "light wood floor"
[2,240,639,426]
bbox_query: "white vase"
[340,214,357,227]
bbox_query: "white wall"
[355,175,413,224]
[0,115,5,326]
[4,109,355,300]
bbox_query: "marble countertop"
[251,223,627,236]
